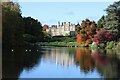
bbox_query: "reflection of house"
[46,22,76,36]
[42,47,75,67]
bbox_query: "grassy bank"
[35,42,81,47]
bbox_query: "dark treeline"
[2,2,45,79]
[2,2,44,51]
[2,2,24,50]
[23,17,44,43]
[2,44,44,79]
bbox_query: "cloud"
[65,11,75,15]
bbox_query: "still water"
[2,46,120,78]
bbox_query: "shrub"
[106,41,117,49]
[90,42,98,50]
[93,30,113,44]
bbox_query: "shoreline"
[35,42,84,47]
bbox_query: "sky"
[19,2,114,25]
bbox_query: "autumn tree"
[93,30,113,44]
[76,19,99,46]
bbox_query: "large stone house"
[46,22,76,36]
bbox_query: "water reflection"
[2,46,120,78]
[92,50,111,67]
[39,47,120,78]
[2,45,43,79]
[76,48,95,73]
[41,47,75,67]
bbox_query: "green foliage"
[105,1,120,29]
[42,29,48,37]
[65,33,70,37]
[63,37,75,43]
[98,1,120,38]
[75,23,80,33]
[23,34,35,42]
[106,41,117,49]
[97,15,106,28]
[36,42,79,47]
[43,36,76,42]
[99,43,106,49]
[116,42,120,55]
[90,42,98,50]
[2,1,45,48]
[23,17,44,43]
[2,2,25,49]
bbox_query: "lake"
[2,46,120,79]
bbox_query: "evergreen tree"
[106,1,120,38]
[97,15,106,28]
[97,1,120,39]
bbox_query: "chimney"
[68,22,70,26]
[64,22,66,25]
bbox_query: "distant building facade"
[46,22,76,36]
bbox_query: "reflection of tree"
[76,48,95,73]
[92,50,111,67]
[2,44,43,79]
[96,57,120,78]
[92,50,120,78]
[75,48,120,78]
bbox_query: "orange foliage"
[86,39,92,44]
[77,34,82,44]
[76,19,99,46]
[76,48,94,72]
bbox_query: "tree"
[97,1,120,39]
[97,15,106,28]
[42,24,49,37]
[105,1,120,38]
[2,2,25,49]
[43,24,49,30]
[76,19,99,46]
[23,17,44,42]
[93,30,113,44]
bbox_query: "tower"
[58,21,60,27]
